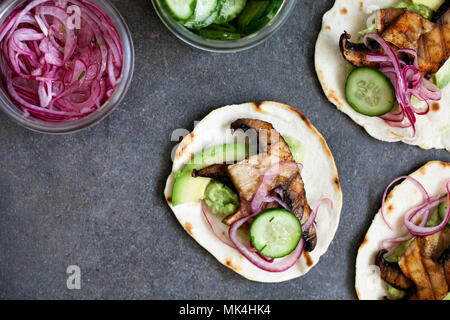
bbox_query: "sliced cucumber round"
[214,0,247,24]
[184,0,220,29]
[250,208,302,259]
[164,0,197,21]
[345,67,395,117]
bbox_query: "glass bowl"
[0,0,135,134]
[151,0,297,52]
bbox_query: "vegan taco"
[315,0,450,150]
[356,161,450,300]
[164,102,343,282]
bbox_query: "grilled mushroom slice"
[399,238,448,300]
[340,7,450,77]
[376,8,406,33]
[376,249,415,291]
[339,32,379,68]
[192,164,236,192]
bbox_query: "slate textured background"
[0,0,449,300]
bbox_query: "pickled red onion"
[380,177,450,249]
[364,33,441,137]
[0,0,123,121]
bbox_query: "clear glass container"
[0,0,135,134]
[151,0,297,52]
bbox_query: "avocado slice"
[387,284,406,300]
[412,0,444,11]
[437,198,449,227]
[172,143,251,206]
[385,239,414,263]
[394,1,434,19]
[444,292,450,300]
[435,58,450,89]
[283,136,305,163]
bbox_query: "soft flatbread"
[355,161,450,299]
[315,0,450,151]
[164,102,343,282]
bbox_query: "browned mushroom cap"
[339,32,379,68]
[375,249,415,291]
[192,164,236,192]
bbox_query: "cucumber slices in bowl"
[215,0,247,24]
[184,0,220,28]
[163,0,285,40]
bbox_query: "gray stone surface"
[0,0,449,300]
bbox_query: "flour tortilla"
[164,102,343,282]
[315,0,450,151]
[355,161,450,299]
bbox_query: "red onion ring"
[249,240,274,263]
[381,175,430,230]
[364,33,441,137]
[303,198,333,231]
[201,200,236,249]
[250,162,302,214]
[381,234,414,251]
[380,178,450,249]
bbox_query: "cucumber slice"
[185,0,220,28]
[236,0,270,30]
[164,0,197,21]
[214,0,247,24]
[345,67,396,117]
[250,209,302,258]
[195,28,242,40]
[438,199,449,227]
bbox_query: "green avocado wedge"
[172,143,250,206]
[435,58,450,89]
[283,136,305,163]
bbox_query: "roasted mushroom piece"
[375,249,415,291]
[339,8,450,78]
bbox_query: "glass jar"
[151,0,297,52]
[0,0,135,134]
